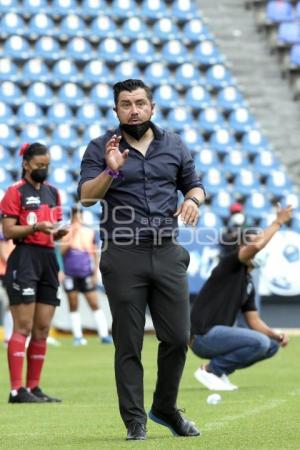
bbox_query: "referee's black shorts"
[5,244,60,306]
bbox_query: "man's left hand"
[174,199,199,226]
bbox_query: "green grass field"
[0,335,299,450]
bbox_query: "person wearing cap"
[78,79,205,440]
[190,204,292,391]
[59,205,112,345]
[0,142,69,403]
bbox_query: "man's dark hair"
[113,79,153,105]
[21,142,49,178]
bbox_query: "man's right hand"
[274,203,293,226]
[105,135,129,171]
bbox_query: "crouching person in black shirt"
[190,204,292,391]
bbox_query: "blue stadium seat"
[223,149,248,176]
[22,0,48,14]
[174,63,204,89]
[233,168,260,196]
[194,148,219,172]
[80,0,107,18]
[161,40,187,65]
[290,44,300,66]
[111,0,136,19]
[82,124,104,143]
[185,85,211,111]
[182,18,212,44]
[57,83,84,107]
[166,107,194,131]
[114,62,142,83]
[198,208,223,229]
[151,108,166,128]
[48,168,74,193]
[241,129,269,154]
[90,83,114,108]
[153,85,179,109]
[0,0,18,13]
[0,124,18,148]
[49,0,77,17]
[20,124,46,143]
[52,59,80,84]
[66,37,94,62]
[0,13,26,37]
[58,189,74,208]
[0,167,14,190]
[281,191,300,211]
[0,102,14,125]
[17,101,44,125]
[180,128,204,153]
[0,145,14,171]
[140,0,168,20]
[193,40,224,68]
[265,170,293,196]
[49,144,69,169]
[82,60,110,85]
[296,2,300,19]
[209,128,237,153]
[34,36,61,61]
[0,58,18,82]
[201,167,226,195]
[216,86,245,112]
[27,13,55,39]
[105,109,119,128]
[52,124,78,149]
[206,64,234,90]
[228,107,256,135]
[277,22,300,45]
[198,107,226,134]
[90,15,117,41]
[266,1,294,23]
[152,18,180,43]
[2,35,31,60]
[211,191,233,218]
[23,58,49,83]
[75,103,103,126]
[128,39,156,64]
[244,191,270,220]
[253,150,280,176]
[171,0,201,22]
[47,102,73,124]
[97,38,125,64]
[60,14,86,39]
[27,82,54,107]
[144,62,171,86]
[120,17,149,43]
[69,145,86,173]
[0,81,23,106]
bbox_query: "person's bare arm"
[2,217,54,240]
[239,204,293,264]
[244,311,288,347]
[80,135,129,207]
[174,187,206,226]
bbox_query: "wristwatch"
[104,167,123,180]
[185,196,201,207]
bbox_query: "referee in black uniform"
[78,79,205,440]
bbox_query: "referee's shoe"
[8,387,43,403]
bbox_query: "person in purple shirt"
[78,79,205,440]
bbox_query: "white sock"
[93,309,109,338]
[11,389,18,396]
[70,311,83,339]
[4,310,13,342]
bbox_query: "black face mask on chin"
[31,168,48,183]
[121,121,152,141]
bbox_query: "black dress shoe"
[8,387,44,404]
[148,408,201,437]
[126,422,147,440]
[31,386,62,403]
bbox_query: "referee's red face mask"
[24,154,50,184]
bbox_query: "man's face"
[115,88,154,125]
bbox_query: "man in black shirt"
[78,79,205,440]
[190,204,292,391]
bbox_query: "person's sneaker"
[221,374,238,390]
[101,336,113,344]
[148,408,200,437]
[31,386,62,403]
[73,337,87,346]
[194,367,234,391]
[126,422,147,440]
[8,387,44,404]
